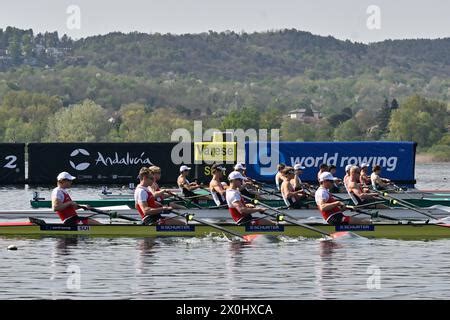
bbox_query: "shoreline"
[416,153,449,164]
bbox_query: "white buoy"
[7,245,17,251]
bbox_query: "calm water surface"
[0,163,449,299]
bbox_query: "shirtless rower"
[177,165,201,199]
[209,164,228,206]
[347,166,385,207]
[359,163,371,187]
[315,172,371,225]
[275,164,286,191]
[225,171,274,226]
[135,167,184,225]
[343,164,353,191]
[292,164,308,192]
[51,172,101,225]
[371,165,392,191]
[281,167,307,209]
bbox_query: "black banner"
[28,143,193,184]
[0,143,25,184]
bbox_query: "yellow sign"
[194,142,237,162]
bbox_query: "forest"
[0,27,449,159]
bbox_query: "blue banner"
[245,141,416,184]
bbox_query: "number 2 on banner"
[3,155,17,169]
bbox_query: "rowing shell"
[1,221,450,240]
[29,196,450,209]
[1,205,450,221]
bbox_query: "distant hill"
[0,27,448,115]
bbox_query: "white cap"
[228,171,245,181]
[234,163,246,171]
[57,172,76,181]
[294,164,305,170]
[345,164,352,172]
[319,172,338,182]
[360,163,369,168]
[179,165,191,172]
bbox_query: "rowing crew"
[50,163,387,227]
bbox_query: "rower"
[233,162,258,199]
[371,165,392,191]
[226,171,274,226]
[315,172,370,225]
[317,163,329,182]
[209,164,228,206]
[347,166,383,207]
[343,164,352,191]
[328,165,342,193]
[281,167,307,209]
[359,163,371,187]
[136,167,184,225]
[148,166,186,209]
[51,172,101,226]
[177,165,201,201]
[292,164,307,191]
[275,163,286,191]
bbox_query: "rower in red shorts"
[51,172,101,226]
[315,172,371,225]
[225,171,275,226]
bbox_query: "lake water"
[0,163,449,299]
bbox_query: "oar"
[345,205,406,222]
[166,191,205,209]
[78,205,139,222]
[373,191,440,221]
[240,195,340,239]
[168,210,257,242]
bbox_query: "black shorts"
[236,215,254,226]
[326,213,350,226]
[142,214,163,226]
[288,201,304,209]
[64,215,88,226]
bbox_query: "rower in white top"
[209,164,228,206]
[148,166,186,209]
[274,163,286,191]
[370,165,392,191]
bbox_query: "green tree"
[221,107,260,130]
[45,100,111,142]
[376,98,391,136]
[388,95,447,148]
[333,119,363,141]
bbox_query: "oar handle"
[169,209,246,240]
[240,194,331,237]
[374,190,438,220]
[78,205,139,222]
[167,191,204,209]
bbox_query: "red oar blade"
[242,234,262,242]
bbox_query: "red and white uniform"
[51,187,78,223]
[225,189,247,223]
[134,185,158,220]
[315,186,350,224]
[150,183,163,202]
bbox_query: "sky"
[0,0,449,43]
